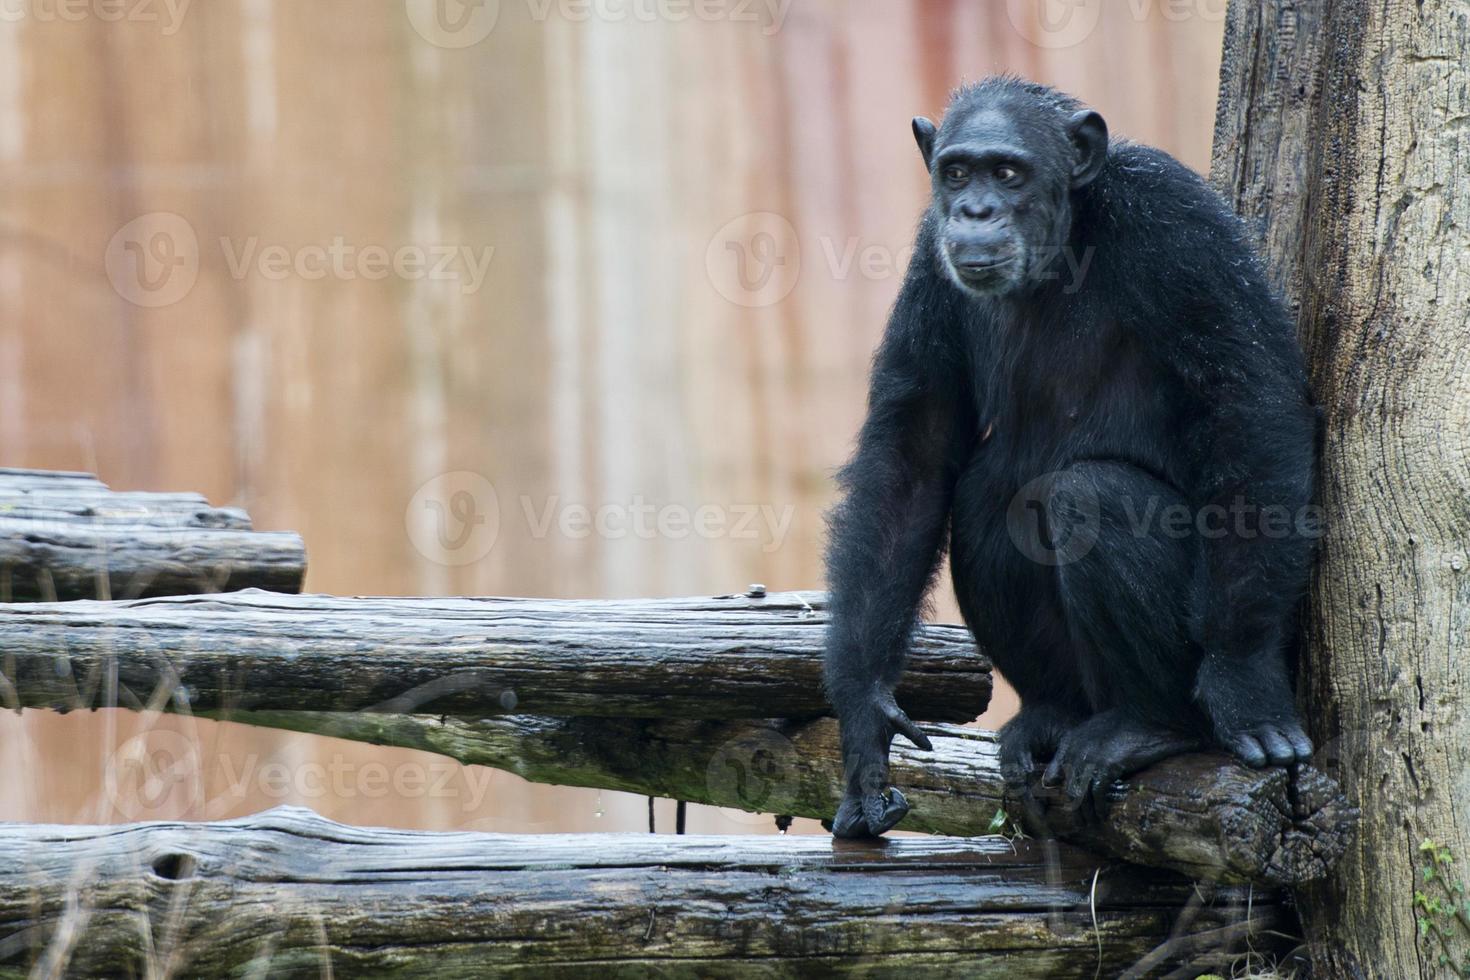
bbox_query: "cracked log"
[0,590,988,721]
[0,806,1292,977]
[0,468,305,601]
[227,713,1357,887]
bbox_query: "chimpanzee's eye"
[944,166,968,183]
[995,165,1020,183]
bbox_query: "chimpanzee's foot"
[1216,719,1313,769]
[998,702,1078,791]
[1042,710,1199,818]
[1195,653,1313,768]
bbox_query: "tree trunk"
[0,590,987,721]
[234,711,1358,886]
[0,805,1291,978]
[1213,2,1470,975]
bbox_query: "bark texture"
[0,590,987,721]
[237,711,1358,887]
[0,805,1291,978]
[1214,2,1470,975]
[0,468,305,600]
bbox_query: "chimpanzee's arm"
[824,237,970,837]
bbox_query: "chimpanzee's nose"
[960,200,996,221]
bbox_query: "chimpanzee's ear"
[912,117,938,171]
[1068,110,1109,189]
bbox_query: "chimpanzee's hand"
[829,688,932,838]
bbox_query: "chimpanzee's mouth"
[953,256,1017,287]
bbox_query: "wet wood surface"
[0,805,1290,978]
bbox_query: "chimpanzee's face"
[913,102,1108,297]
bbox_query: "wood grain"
[240,711,1357,886]
[0,590,988,721]
[0,806,1290,977]
[0,468,305,601]
[1213,1,1470,974]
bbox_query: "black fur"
[824,77,1316,838]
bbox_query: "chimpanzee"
[823,77,1317,838]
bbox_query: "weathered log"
[0,467,305,600]
[0,805,1292,977]
[0,590,988,721]
[238,711,1356,887]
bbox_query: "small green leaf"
[986,809,1009,834]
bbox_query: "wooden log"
[0,805,1292,977]
[0,590,988,721]
[0,468,305,600]
[237,712,1358,886]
